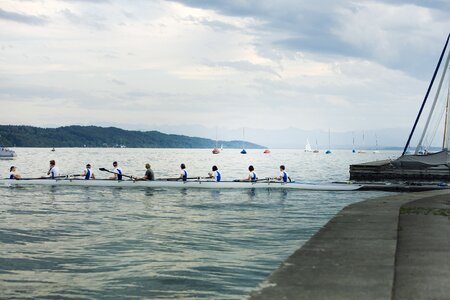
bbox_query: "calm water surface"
[0,148,397,299]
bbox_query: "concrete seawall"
[248,190,450,300]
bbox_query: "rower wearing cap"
[109,161,123,180]
[179,163,188,181]
[8,166,21,180]
[208,165,221,182]
[244,165,257,182]
[82,164,95,180]
[47,160,60,179]
[276,165,291,183]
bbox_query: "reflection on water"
[0,149,397,299]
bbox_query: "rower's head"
[86,164,91,169]
[180,163,186,169]
[248,165,254,172]
[280,165,285,171]
[113,161,118,167]
[49,160,55,166]
[212,165,218,171]
[10,166,15,172]
[145,163,151,169]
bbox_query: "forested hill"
[0,125,265,149]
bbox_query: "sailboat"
[313,139,319,153]
[350,34,450,181]
[352,132,356,153]
[212,127,220,154]
[357,131,366,153]
[325,129,332,154]
[240,128,247,154]
[373,134,380,153]
[304,139,313,152]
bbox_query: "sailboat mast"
[443,77,450,150]
[415,47,450,154]
[403,33,450,156]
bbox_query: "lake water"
[0,148,397,299]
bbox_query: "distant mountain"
[150,124,415,149]
[0,125,265,149]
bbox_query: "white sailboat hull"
[0,179,362,191]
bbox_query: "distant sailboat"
[240,128,247,154]
[263,149,271,154]
[325,129,332,154]
[358,131,366,153]
[304,139,313,152]
[352,132,356,153]
[313,139,319,153]
[212,127,220,154]
[373,134,380,153]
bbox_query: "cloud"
[1,0,449,135]
[0,8,47,25]
[169,1,450,79]
[203,60,281,78]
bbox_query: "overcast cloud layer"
[0,0,449,134]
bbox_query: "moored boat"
[0,146,16,160]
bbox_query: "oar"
[232,177,280,182]
[99,168,135,180]
[157,176,211,181]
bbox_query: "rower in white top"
[46,160,60,179]
[82,163,95,180]
[179,163,188,181]
[109,161,123,180]
[208,165,221,182]
[276,165,291,183]
[8,166,21,180]
[244,165,257,182]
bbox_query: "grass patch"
[400,207,450,217]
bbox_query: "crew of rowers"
[8,160,292,183]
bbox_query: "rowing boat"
[0,179,362,191]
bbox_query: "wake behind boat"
[0,178,362,191]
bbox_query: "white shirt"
[212,170,221,182]
[249,171,257,181]
[180,169,188,179]
[84,168,94,179]
[280,171,289,182]
[114,167,123,179]
[49,166,60,178]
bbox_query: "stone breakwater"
[249,190,450,300]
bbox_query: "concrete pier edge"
[248,190,450,300]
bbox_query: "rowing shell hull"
[0,179,361,191]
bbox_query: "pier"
[248,190,450,300]
[349,159,450,182]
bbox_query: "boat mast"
[415,45,450,154]
[443,75,450,150]
[402,33,450,156]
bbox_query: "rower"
[179,163,188,181]
[47,160,60,179]
[208,165,221,182]
[8,166,21,180]
[276,165,291,183]
[138,163,155,181]
[82,164,95,180]
[244,165,257,182]
[109,161,123,180]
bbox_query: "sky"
[1,0,450,137]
